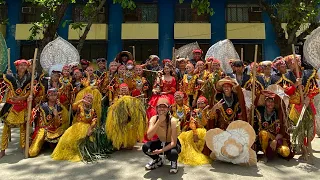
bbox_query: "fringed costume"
[51,98,98,162]
[106,96,147,149]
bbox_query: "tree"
[259,0,320,55]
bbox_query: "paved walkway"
[0,126,319,180]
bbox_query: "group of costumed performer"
[274,55,319,161]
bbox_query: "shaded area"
[0,125,319,180]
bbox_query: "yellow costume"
[178,107,214,166]
[181,73,197,97]
[106,96,147,149]
[59,76,73,108]
[171,103,190,132]
[29,102,69,157]
[0,73,31,151]
[51,103,97,162]
[74,78,102,125]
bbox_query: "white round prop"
[40,37,80,73]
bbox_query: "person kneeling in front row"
[142,98,181,174]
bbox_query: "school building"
[0,0,307,66]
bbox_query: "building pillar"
[107,1,123,63]
[263,12,280,60]
[5,0,22,71]
[263,1,280,60]
[158,0,174,60]
[210,0,226,45]
[57,4,72,40]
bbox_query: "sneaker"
[145,158,163,170]
[169,161,178,174]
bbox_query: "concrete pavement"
[0,126,319,180]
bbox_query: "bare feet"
[0,150,5,159]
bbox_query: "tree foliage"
[259,0,320,55]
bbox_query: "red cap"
[197,96,208,104]
[80,59,90,65]
[14,59,30,66]
[119,83,129,89]
[127,60,134,64]
[192,49,203,54]
[162,59,171,64]
[174,91,184,98]
[73,69,81,74]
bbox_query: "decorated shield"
[174,42,200,59]
[205,120,257,166]
[0,32,8,73]
[205,39,238,74]
[40,37,80,73]
[303,26,320,69]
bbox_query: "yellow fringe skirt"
[51,122,90,162]
[106,96,147,150]
[178,128,211,166]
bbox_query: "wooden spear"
[241,48,244,61]
[25,48,38,158]
[251,45,258,125]
[7,48,11,142]
[7,48,10,72]
[132,46,136,61]
[292,44,305,128]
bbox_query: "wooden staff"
[25,48,38,158]
[241,48,244,61]
[7,48,11,141]
[132,46,136,61]
[7,48,10,72]
[292,44,304,103]
[251,45,258,125]
[292,44,305,128]
[143,69,158,73]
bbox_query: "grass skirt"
[106,96,147,149]
[51,122,90,162]
[178,128,211,166]
[78,127,114,163]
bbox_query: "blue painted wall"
[263,0,280,60]
[158,0,174,60]
[57,4,73,40]
[107,1,123,63]
[262,13,280,60]
[5,0,21,71]
[210,0,226,45]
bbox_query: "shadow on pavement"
[143,165,184,180]
[209,161,263,177]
